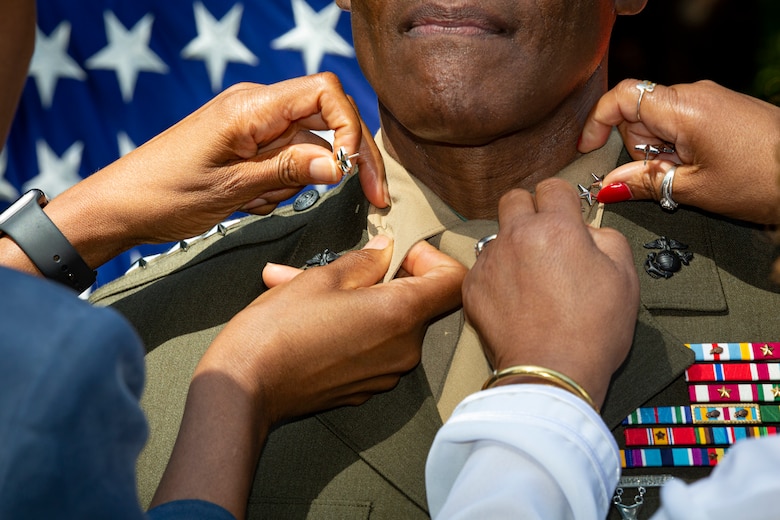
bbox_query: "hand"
[203,235,466,424]
[462,179,639,408]
[153,236,465,517]
[40,72,389,268]
[579,79,780,225]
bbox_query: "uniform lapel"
[599,201,729,427]
[316,365,442,512]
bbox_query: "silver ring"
[635,80,656,122]
[475,234,497,257]
[659,165,678,211]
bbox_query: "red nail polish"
[597,182,633,203]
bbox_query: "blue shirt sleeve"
[0,268,148,519]
[147,499,236,520]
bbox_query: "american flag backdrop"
[1,0,379,286]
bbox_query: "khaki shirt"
[367,130,625,420]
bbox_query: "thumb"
[250,143,344,190]
[263,235,395,290]
[262,263,304,288]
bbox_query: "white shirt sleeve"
[649,435,780,520]
[426,385,620,519]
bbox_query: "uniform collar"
[367,129,625,281]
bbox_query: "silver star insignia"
[578,184,594,206]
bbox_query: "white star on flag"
[85,11,168,102]
[117,132,137,158]
[182,2,259,92]
[0,150,19,201]
[28,23,86,108]
[271,0,354,75]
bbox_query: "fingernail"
[363,234,391,250]
[597,182,633,204]
[309,157,339,183]
[241,197,269,211]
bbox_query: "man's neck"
[379,74,607,220]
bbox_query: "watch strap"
[0,190,96,292]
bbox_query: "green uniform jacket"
[91,143,780,519]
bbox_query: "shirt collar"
[368,129,625,281]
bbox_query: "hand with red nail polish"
[596,182,632,204]
[579,79,780,224]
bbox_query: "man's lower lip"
[407,25,498,37]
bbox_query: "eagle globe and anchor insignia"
[642,236,694,279]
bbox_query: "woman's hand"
[38,72,388,269]
[579,79,780,225]
[462,179,639,408]
[205,235,466,424]
[151,237,465,518]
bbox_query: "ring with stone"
[635,80,656,122]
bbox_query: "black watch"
[0,189,96,292]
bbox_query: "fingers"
[596,159,682,204]
[268,74,389,209]
[578,85,622,152]
[263,235,392,288]
[250,143,342,188]
[263,237,465,327]
[241,186,312,214]
[496,179,581,228]
[587,226,637,281]
[579,78,682,154]
[496,187,536,224]
[262,263,303,288]
[231,73,387,206]
[391,240,467,322]
[532,178,582,220]
[580,79,780,224]
[349,96,390,209]
[285,75,389,208]
[238,74,360,151]
[485,181,584,274]
[255,126,332,156]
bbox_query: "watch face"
[0,190,47,227]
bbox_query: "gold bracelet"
[482,365,598,412]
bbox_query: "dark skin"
[0,0,35,146]
[463,179,640,408]
[581,79,780,225]
[0,5,465,519]
[337,0,648,219]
